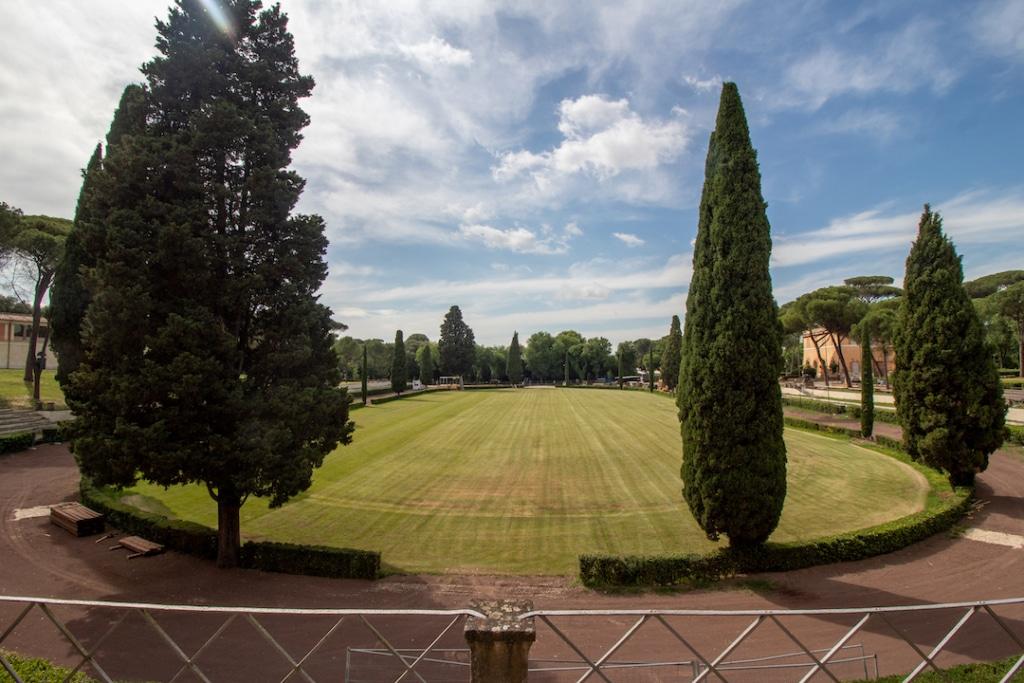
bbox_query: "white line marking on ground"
[963,528,1024,549]
[10,505,52,521]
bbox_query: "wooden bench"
[111,535,164,559]
[50,503,105,537]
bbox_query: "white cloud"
[779,22,958,110]
[972,1,1024,59]
[613,232,646,247]
[819,108,902,139]
[493,94,688,186]
[458,221,583,255]
[682,74,721,92]
[399,36,473,67]
[773,188,1024,268]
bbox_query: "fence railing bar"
[710,643,864,666]
[168,614,238,683]
[65,609,129,680]
[536,615,613,683]
[694,615,765,683]
[244,613,316,683]
[0,596,486,619]
[519,597,1024,619]
[576,615,648,683]
[356,615,428,683]
[281,616,347,683]
[37,603,115,683]
[140,608,212,683]
[982,605,1024,650]
[652,614,726,682]
[797,612,871,683]
[768,614,840,683]
[999,653,1024,683]
[0,603,34,648]
[903,606,976,682]
[392,615,461,683]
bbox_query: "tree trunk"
[810,331,830,387]
[830,332,853,388]
[216,489,242,569]
[23,272,50,382]
[1018,320,1023,379]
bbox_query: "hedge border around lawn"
[0,426,65,455]
[579,424,972,588]
[80,478,380,580]
[782,395,899,425]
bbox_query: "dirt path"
[1,437,1023,680]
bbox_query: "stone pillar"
[464,599,535,683]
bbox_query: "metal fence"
[1,595,1023,682]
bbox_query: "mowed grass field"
[120,388,928,574]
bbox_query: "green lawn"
[121,388,928,574]
[0,369,64,409]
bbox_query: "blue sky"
[2,1,1022,345]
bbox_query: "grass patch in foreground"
[119,389,929,574]
[0,649,98,682]
[852,654,1022,682]
[0,369,64,409]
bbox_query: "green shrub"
[81,478,380,578]
[0,431,36,455]
[0,650,98,683]
[1006,425,1024,447]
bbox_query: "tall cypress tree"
[662,315,682,392]
[361,343,369,404]
[438,305,475,376]
[893,206,1005,486]
[861,328,874,438]
[418,343,434,386]
[391,330,407,394]
[678,83,786,546]
[50,143,102,386]
[648,347,655,392]
[507,331,523,385]
[66,1,353,568]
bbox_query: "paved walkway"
[1,421,1022,679]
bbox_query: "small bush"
[1006,425,1024,447]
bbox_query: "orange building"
[801,328,896,384]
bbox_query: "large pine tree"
[662,315,682,391]
[391,330,407,394]
[62,1,353,568]
[677,83,786,546]
[507,331,523,385]
[893,206,1005,486]
[438,305,475,376]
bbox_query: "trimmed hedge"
[853,654,1023,682]
[580,432,972,588]
[80,478,380,579]
[0,431,36,454]
[782,396,899,425]
[1007,425,1024,447]
[463,383,513,390]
